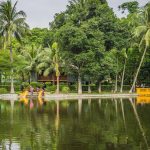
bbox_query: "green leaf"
[145,29,150,47]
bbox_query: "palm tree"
[0,0,29,93]
[129,4,150,93]
[52,42,61,94]
[37,42,61,94]
[37,48,53,76]
[20,45,41,82]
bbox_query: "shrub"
[22,82,30,88]
[37,82,43,88]
[46,85,57,92]
[0,88,8,94]
[15,85,21,92]
[30,82,38,88]
[61,86,70,93]
[69,85,77,92]
[45,82,52,87]
[102,85,114,91]
[30,82,42,88]
[59,83,66,90]
[0,85,10,91]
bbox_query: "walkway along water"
[0,93,138,101]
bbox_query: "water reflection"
[137,96,150,105]
[120,98,126,132]
[129,98,149,149]
[55,100,60,131]
[78,98,82,117]
[0,97,150,149]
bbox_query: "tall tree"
[0,0,29,93]
[37,42,62,94]
[20,45,41,82]
[51,42,61,94]
[130,4,150,93]
[119,1,139,14]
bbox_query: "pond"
[0,97,150,150]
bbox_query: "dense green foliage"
[0,87,7,94]
[0,0,149,93]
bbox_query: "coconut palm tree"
[129,4,150,93]
[37,42,61,94]
[20,45,41,82]
[37,48,53,77]
[0,0,29,93]
[52,42,61,94]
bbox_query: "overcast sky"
[9,0,150,28]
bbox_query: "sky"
[9,0,150,28]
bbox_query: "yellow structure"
[136,88,150,96]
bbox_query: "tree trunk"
[114,57,118,93]
[120,59,127,93]
[88,82,91,94]
[56,76,60,94]
[98,81,102,93]
[28,75,30,84]
[114,74,118,93]
[10,46,15,94]
[10,69,14,93]
[21,72,25,82]
[129,46,147,93]
[78,74,82,94]
[30,71,37,82]
[52,75,55,85]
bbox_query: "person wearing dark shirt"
[20,84,24,92]
[42,82,46,90]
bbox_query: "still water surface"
[0,98,150,150]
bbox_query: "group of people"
[20,82,46,96]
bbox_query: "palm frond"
[134,26,147,37]
[43,68,51,77]
[145,29,150,47]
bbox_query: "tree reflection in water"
[0,97,150,149]
[129,98,149,149]
[78,98,82,118]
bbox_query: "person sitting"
[36,86,40,93]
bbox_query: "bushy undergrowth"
[0,88,8,94]
[61,86,70,93]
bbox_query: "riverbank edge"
[0,93,138,100]
[0,94,18,100]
